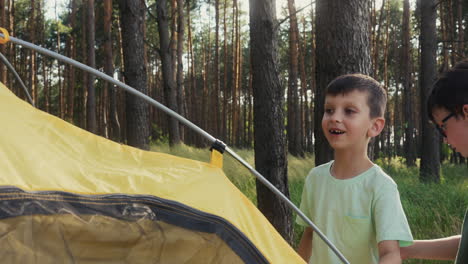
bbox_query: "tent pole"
[0,52,34,107]
[0,33,349,264]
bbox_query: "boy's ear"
[368,117,385,138]
[463,104,468,118]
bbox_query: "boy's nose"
[330,113,342,123]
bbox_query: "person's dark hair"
[428,59,468,122]
[326,74,387,118]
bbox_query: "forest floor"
[151,143,468,264]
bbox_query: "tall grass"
[151,143,467,264]
[378,159,468,264]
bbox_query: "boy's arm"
[378,240,401,264]
[297,227,313,262]
[400,236,460,260]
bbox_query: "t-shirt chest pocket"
[340,215,372,248]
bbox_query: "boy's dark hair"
[428,59,468,122]
[326,74,387,118]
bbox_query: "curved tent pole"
[0,52,35,107]
[0,32,349,264]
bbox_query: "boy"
[296,74,413,263]
[400,60,468,263]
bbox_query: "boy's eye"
[325,108,334,114]
[345,109,356,114]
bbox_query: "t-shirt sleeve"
[296,174,312,227]
[373,183,413,247]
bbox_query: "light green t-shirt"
[296,161,413,264]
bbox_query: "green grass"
[378,159,468,264]
[151,143,468,264]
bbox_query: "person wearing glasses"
[400,59,468,263]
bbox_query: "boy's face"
[432,105,468,157]
[322,90,383,152]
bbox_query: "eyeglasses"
[435,112,455,138]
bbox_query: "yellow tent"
[0,82,304,263]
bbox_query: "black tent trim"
[0,186,269,264]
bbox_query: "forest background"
[0,0,467,263]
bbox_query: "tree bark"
[231,0,239,146]
[315,0,372,166]
[156,0,181,146]
[222,0,228,142]
[371,0,386,78]
[402,0,416,166]
[307,13,316,153]
[213,0,220,138]
[104,0,120,142]
[186,0,196,145]
[176,0,186,142]
[419,0,440,182]
[249,0,293,244]
[439,1,450,71]
[67,0,77,122]
[86,0,97,133]
[287,0,304,157]
[393,84,401,156]
[447,0,456,66]
[299,18,309,153]
[118,0,150,150]
[0,0,5,84]
[29,0,37,105]
[457,0,464,58]
[79,4,87,128]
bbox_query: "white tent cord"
[0,33,349,264]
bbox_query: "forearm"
[378,240,401,264]
[297,227,313,262]
[400,235,460,260]
[379,251,401,264]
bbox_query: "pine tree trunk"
[380,2,390,159]
[29,0,37,105]
[79,4,87,128]
[155,0,181,146]
[440,2,450,71]
[457,0,464,58]
[299,18,308,153]
[372,0,386,78]
[222,0,228,142]
[231,0,239,146]
[248,69,253,146]
[118,0,150,150]
[307,13,316,153]
[393,85,401,157]
[447,0,456,66]
[213,0,220,138]
[402,0,416,166]
[315,0,372,166]
[287,0,304,157]
[104,0,120,142]
[202,37,209,145]
[67,0,76,122]
[9,0,14,89]
[176,0,186,142]
[43,57,49,112]
[249,0,293,244]
[0,0,5,84]
[86,0,97,133]
[236,30,243,146]
[186,0,196,145]
[419,0,440,182]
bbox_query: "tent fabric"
[0,82,304,263]
[0,214,243,263]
